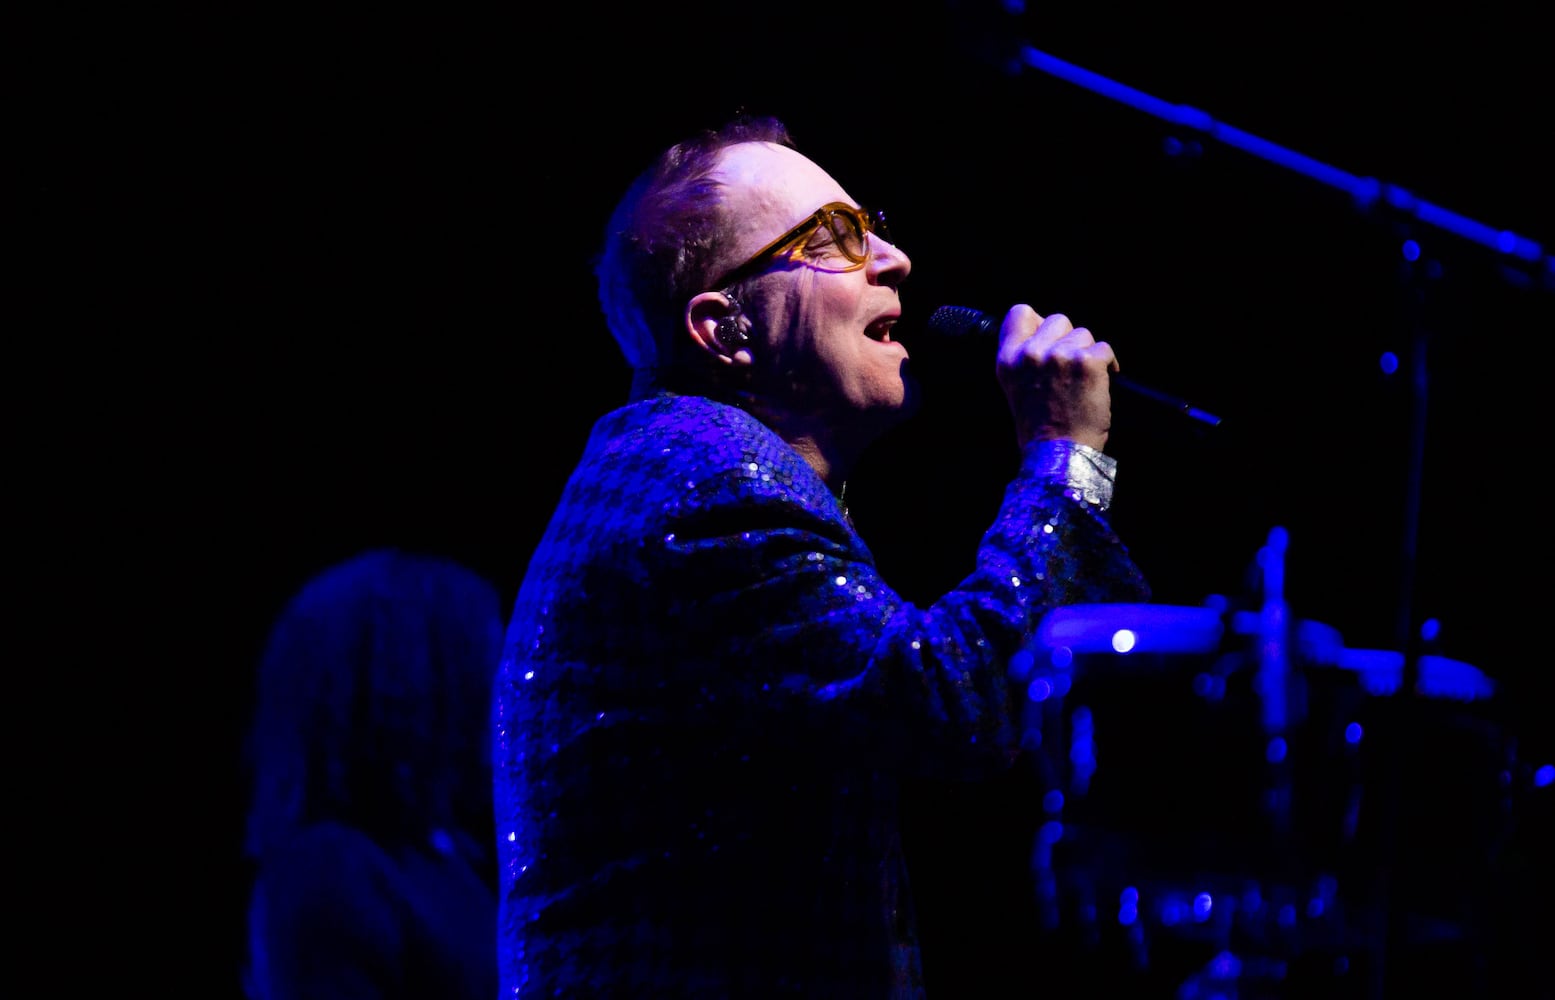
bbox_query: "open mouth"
[865,318,897,342]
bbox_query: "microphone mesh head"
[927,305,997,338]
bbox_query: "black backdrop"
[25,3,1553,995]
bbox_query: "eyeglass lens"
[821,208,887,261]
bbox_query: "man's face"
[712,143,918,449]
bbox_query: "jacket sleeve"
[643,421,1152,777]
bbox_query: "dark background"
[24,2,1552,994]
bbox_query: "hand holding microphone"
[988,305,1118,452]
[927,305,1223,428]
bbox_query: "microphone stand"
[1369,247,1433,998]
[987,41,1548,999]
[1008,46,1553,289]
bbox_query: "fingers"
[1065,338,1118,377]
[996,303,1120,452]
[1001,306,1117,375]
[996,304,1042,364]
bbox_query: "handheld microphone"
[925,305,1223,427]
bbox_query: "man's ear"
[686,291,753,366]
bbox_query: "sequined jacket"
[493,392,1151,998]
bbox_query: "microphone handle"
[1112,374,1222,427]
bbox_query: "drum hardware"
[1019,524,1511,995]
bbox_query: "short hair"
[594,113,794,390]
[242,548,505,861]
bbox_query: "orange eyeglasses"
[711,201,891,290]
